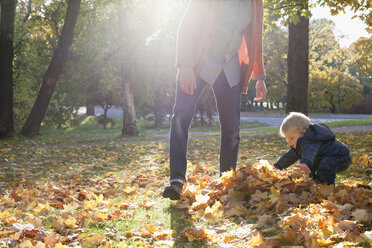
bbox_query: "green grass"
[0,117,268,146]
[1,117,371,147]
[324,118,372,127]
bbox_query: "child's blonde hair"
[280,112,310,137]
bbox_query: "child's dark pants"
[311,154,352,185]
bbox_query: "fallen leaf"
[317,239,335,247]
[247,232,264,246]
[84,233,104,246]
[18,240,34,248]
[352,209,371,222]
[256,214,272,226]
[55,243,69,248]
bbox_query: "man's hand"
[177,66,196,95]
[254,80,267,102]
[292,163,310,175]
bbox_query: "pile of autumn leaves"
[0,160,371,247]
[176,161,372,247]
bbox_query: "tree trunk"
[0,0,16,138]
[103,106,108,129]
[117,4,138,136]
[20,0,81,137]
[85,71,100,116]
[86,105,95,116]
[121,72,138,136]
[286,3,309,115]
[155,110,159,128]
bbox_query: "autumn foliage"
[177,161,372,247]
[0,132,371,247]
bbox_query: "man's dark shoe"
[163,182,183,200]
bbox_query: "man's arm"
[175,0,201,68]
[177,66,196,95]
[254,80,267,102]
[175,0,203,95]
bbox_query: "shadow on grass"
[168,205,208,248]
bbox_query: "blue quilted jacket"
[274,124,350,171]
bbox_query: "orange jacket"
[176,0,265,94]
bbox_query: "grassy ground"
[1,117,371,147]
[0,118,371,247]
[0,117,269,147]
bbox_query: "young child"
[274,112,352,185]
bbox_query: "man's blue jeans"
[169,72,241,184]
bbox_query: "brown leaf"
[256,214,272,226]
[25,229,38,238]
[352,209,371,222]
[338,220,358,231]
[279,214,301,227]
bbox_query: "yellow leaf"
[64,218,78,228]
[269,187,281,204]
[78,233,90,240]
[144,224,158,233]
[73,174,83,180]
[118,241,128,248]
[133,241,144,247]
[123,186,137,194]
[223,233,237,242]
[96,194,104,204]
[225,203,248,217]
[0,210,10,218]
[247,232,264,246]
[34,202,53,214]
[184,229,197,242]
[219,170,236,187]
[124,231,134,238]
[55,243,69,248]
[204,201,222,223]
[0,230,15,237]
[106,156,116,161]
[84,234,104,246]
[317,239,335,246]
[95,212,108,222]
[84,200,97,210]
[62,203,78,213]
[322,200,339,212]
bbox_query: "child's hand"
[293,163,310,175]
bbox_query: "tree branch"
[22,0,32,23]
[264,4,305,11]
